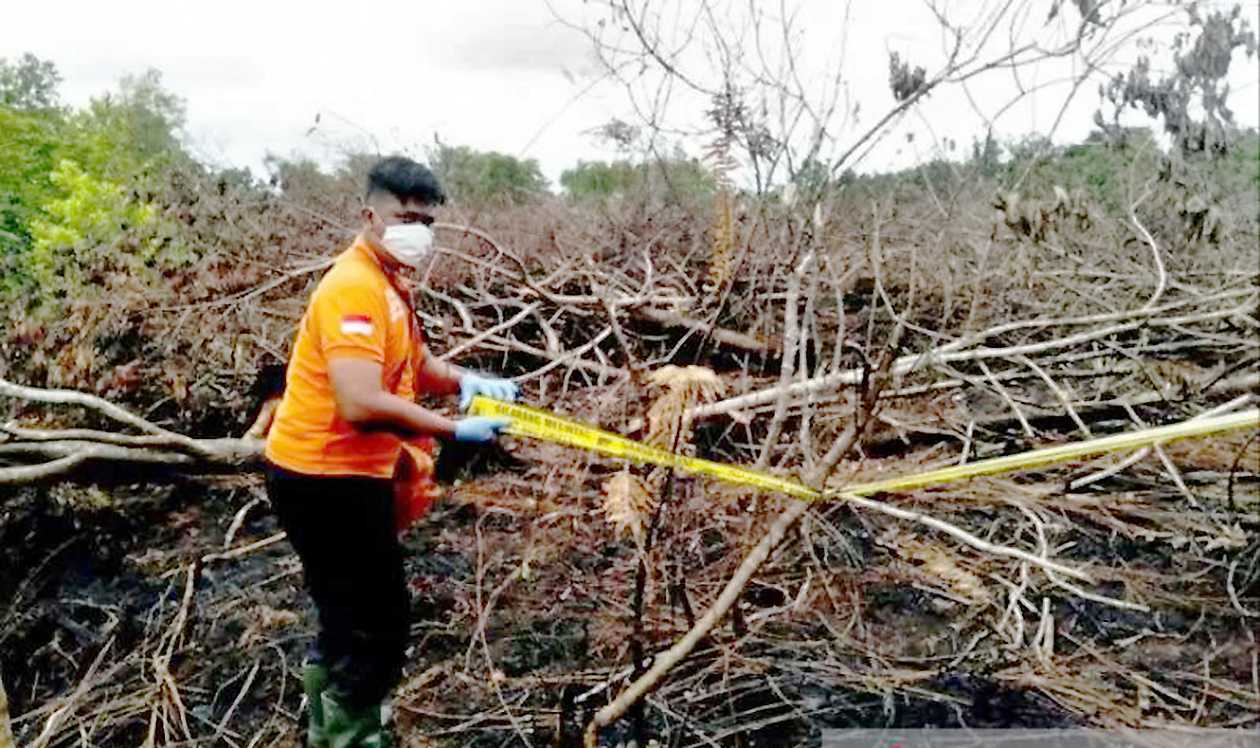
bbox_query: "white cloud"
[3,0,1256,188]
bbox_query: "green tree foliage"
[0,106,64,266]
[0,53,62,111]
[787,159,832,202]
[265,154,335,196]
[427,143,549,204]
[27,159,188,296]
[1233,128,1260,189]
[970,132,1002,177]
[649,156,716,201]
[560,156,716,202]
[560,160,645,198]
[0,57,192,306]
[76,69,188,175]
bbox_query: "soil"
[2,440,1257,747]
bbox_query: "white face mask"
[380,223,434,268]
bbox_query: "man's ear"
[362,205,383,238]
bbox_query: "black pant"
[265,464,409,709]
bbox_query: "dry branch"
[584,499,813,747]
[0,452,92,485]
[1,377,265,483]
[0,669,13,748]
[630,306,774,355]
[28,639,114,748]
[756,252,811,469]
[688,294,1257,420]
[0,377,181,437]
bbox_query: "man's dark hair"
[365,155,446,205]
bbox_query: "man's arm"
[328,357,458,438]
[414,343,465,396]
[413,343,519,411]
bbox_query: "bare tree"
[561,0,1210,196]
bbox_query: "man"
[264,156,516,747]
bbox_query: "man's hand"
[453,416,512,443]
[459,373,519,411]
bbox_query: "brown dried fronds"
[878,528,993,604]
[703,188,735,302]
[703,83,740,189]
[702,90,738,305]
[602,469,655,544]
[645,365,726,449]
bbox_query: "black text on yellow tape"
[469,396,1258,500]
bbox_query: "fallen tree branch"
[0,439,257,466]
[199,532,287,566]
[756,252,811,469]
[836,491,1095,583]
[1130,182,1166,311]
[688,296,1257,419]
[0,431,262,484]
[630,306,775,355]
[157,257,335,313]
[507,328,626,382]
[29,639,114,748]
[442,303,541,359]
[0,377,182,438]
[1,423,205,450]
[860,372,1260,456]
[0,453,93,485]
[0,378,263,465]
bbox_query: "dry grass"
[3,164,1258,745]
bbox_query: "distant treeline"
[2,51,1257,311]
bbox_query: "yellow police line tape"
[469,396,1259,500]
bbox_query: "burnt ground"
[1,435,1257,747]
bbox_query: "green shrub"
[427,144,549,204]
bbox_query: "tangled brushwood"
[2,3,1259,745]
[2,140,1257,745]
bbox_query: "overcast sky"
[4,1,1257,187]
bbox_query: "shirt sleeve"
[312,280,388,363]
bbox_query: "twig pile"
[3,178,1258,745]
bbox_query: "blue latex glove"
[453,416,512,443]
[459,372,519,412]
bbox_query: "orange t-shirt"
[265,238,427,479]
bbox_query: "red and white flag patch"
[340,314,375,336]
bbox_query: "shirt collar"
[352,234,384,270]
[351,234,415,306]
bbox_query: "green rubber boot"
[321,690,390,748]
[302,663,331,747]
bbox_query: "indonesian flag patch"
[340,314,375,336]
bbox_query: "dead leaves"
[601,469,655,545]
[645,365,725,448]
[598,366,728,543]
